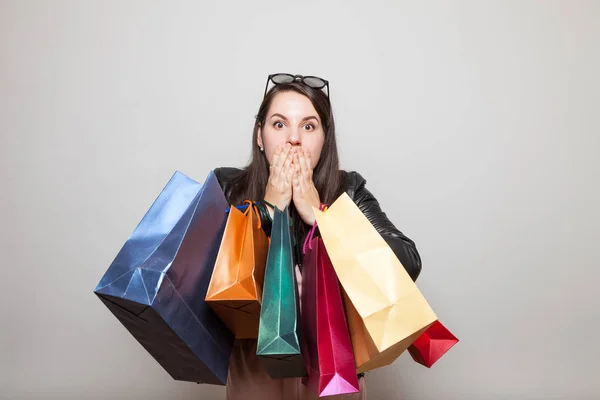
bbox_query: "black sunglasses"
[263,73,330,103]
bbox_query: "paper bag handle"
[302,203,328,255]
[225,201,262,230]
[242,200,262,230]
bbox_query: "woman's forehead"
[268,91,319,119]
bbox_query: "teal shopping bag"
[256,206,307,379]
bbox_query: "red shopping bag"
[301,210,360,397]
[408,320,458,368]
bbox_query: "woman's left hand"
[292,148,321,226]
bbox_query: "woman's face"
[257,91,325,169]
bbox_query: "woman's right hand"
[264,143,295,215]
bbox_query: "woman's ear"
[257,124,264,149]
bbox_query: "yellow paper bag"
[313,193,437,373]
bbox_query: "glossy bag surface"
[301,236,360,397]
[408,320,459,368]
[206,202,269,339]
[94,170,234,385]
[256,206,307,379]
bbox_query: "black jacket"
[213,167,422,281]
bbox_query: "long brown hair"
[227,81,346,238]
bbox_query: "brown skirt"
[226,339,367,400]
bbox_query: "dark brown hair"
[226,82,346,237]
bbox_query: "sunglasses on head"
[263,73,330,103]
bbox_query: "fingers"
[269,145,294,191]
[293,148,312,182]
[298,149,311,178]
[305,150,313,174]
[282,147,294,180]
[287,163,295,187]
[270,145,283,172]
[272,144,291,172]
[293,166,304,195]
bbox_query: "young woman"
[214,73,422,400]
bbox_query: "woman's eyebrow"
[269,113,319,122]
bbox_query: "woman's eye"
[303,124,315,131]
[273,121,284,129]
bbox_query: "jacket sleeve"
[351,173,423,281]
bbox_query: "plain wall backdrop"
[1,1,599,399]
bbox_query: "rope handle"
[242,200,262,230]
[302,203,328,255]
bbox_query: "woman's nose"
[287,129,301,145]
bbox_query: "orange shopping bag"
[205,201,269,339]
[313,193,437,374]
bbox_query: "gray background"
[1,1,599,399]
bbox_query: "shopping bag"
[93,170,234,385]
[205,201,269,339]
[408,320,459,368]
[313,193,437,374]
[301,219,360,397]
[256,206,307,379]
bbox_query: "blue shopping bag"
[94,170,234,385]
